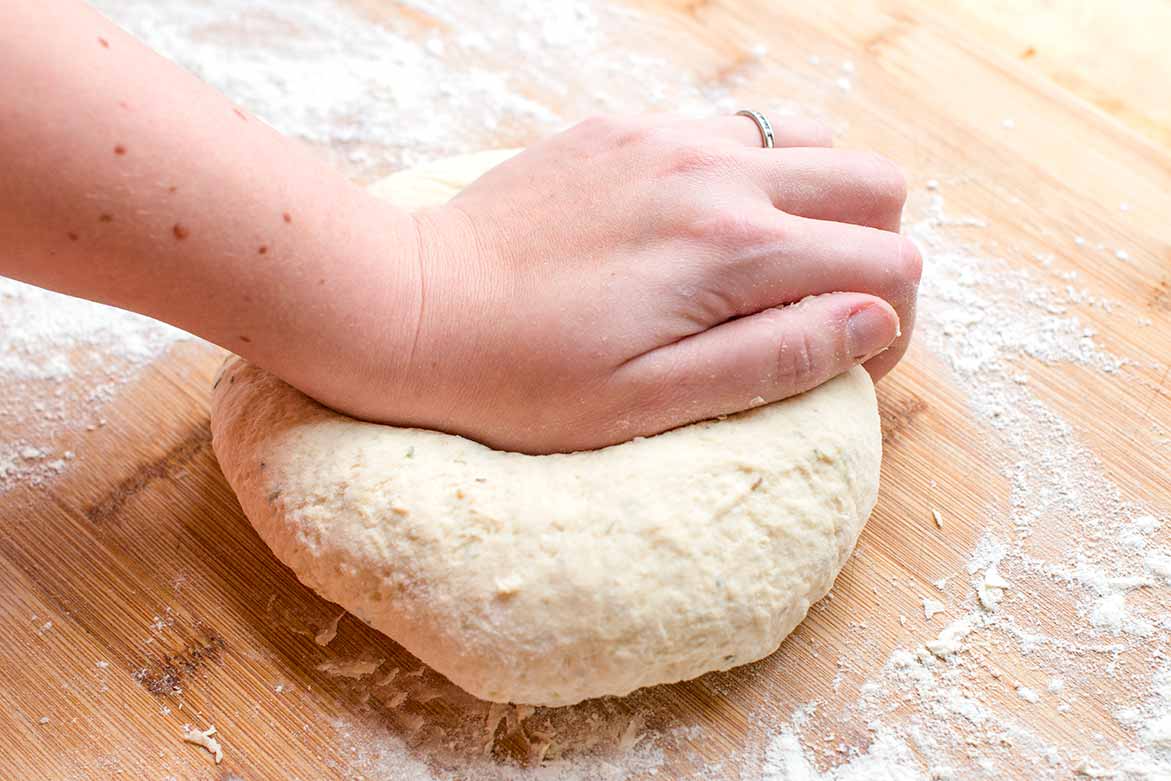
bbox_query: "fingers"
[861,294,916,381]
[755,218,919,383]
[770,220,921,381]
[674,209,921,382]
[769,215,922,304]
[743,147,908,233]
[578,115,908,235]
[560,112,918,382]
[685,208,921,317]
[666,123,906,232]
[615,292,899,432]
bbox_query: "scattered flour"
[91,0,813,176]
[0,279,190,492]
[181,724,223,764]
[1016,686,1040,704]
[763,727,926,781]
[754,180,1171,779]
[976,564,1012,612]
[1,1,1162,779]
[923,598,947,620]
[924,617,977,659]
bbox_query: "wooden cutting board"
[2,1,1168,778]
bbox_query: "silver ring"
[736,109,774,149]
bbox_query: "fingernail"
[847,305,896,360]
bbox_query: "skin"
[1,0,921,455]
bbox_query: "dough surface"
[210,150,883,707]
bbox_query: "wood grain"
[1,1,1168,778]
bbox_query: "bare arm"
[2,0,920,454]
[1,0,423,392]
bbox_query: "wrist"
[385,204,497,422]
[237,195,425,424]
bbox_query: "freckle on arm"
[98,213,113,223]
[258,245,268,255]
[67,232,79,241]
[239,335,252,343]
[172,224,190,240]
[114,145,126,156]
[282,212,292,223]
[98,37,109,48]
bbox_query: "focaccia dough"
[210,150,882,706]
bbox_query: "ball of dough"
[210,151,882,707]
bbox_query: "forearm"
[1,0,421,388]
[1,2,921,454]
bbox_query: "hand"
[341,114,921,453]
[0,7,912,455]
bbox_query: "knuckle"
[661,142,731,177]
[615,123,661,150]
[872,234,922,302]
[806,120,835,147]
[682,207,771,247]
[624,350,685,410]
[792,117,834,146]
[575,113,629,139]
[895,234,924,286]
[855,151,908,209]
[773,327,821,389]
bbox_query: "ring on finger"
[735,109,775,149]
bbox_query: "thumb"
[616,292,898,430]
